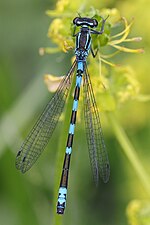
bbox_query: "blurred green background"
[0,0,150,225]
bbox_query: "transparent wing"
[16,60,77,173]
[83,62,110,185]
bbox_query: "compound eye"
[73,17,79,25]
[93,19,98,27]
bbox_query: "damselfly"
[16,16,110,214]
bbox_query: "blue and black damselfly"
[16,16,110,214]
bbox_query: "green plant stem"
[107,112,150,196]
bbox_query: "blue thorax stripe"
[85,33,91,50]
[76,32,81,49]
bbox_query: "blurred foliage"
[0,0,150,225]
[126,200,150,225]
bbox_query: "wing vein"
[16,60,77,173]
[83,62,110,184]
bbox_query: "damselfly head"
[73,17,98,28]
